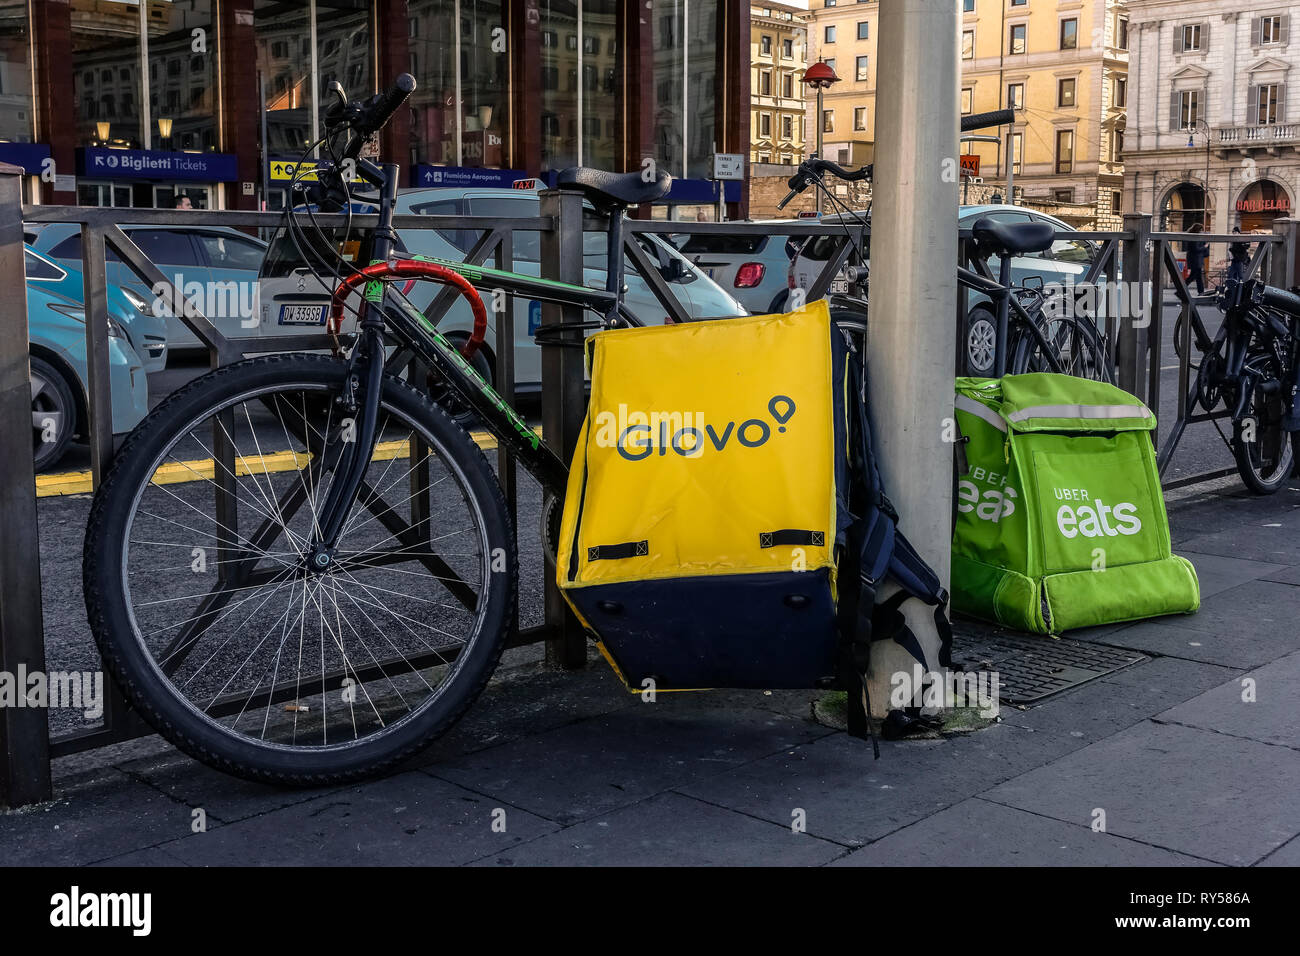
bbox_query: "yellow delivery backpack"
[556,300,953,743]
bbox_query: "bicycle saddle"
[556,166,673,207]
[970,217,1055,257]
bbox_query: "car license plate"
[279,304,327,325]
[703,267,715,279]
[829,279,850,295]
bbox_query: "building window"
[963,0,975,12]
[1059,78,1076,108]
[962,30,975,59]
[824,58,835,74]
[1118,18,1129,50]
[825,25,836,43]
[1006,82,1024,110]
[760,71,771,95]
[854,107,867,130]
[759,154,770,163]
[1011,132,1023,174]
[1181,23,1202,52]
[782,72,793,97]
[1112,128,1125,161]
[855,55,869,81]
[761,35,772,56]
[760,113,771,136]
[1113,76,1127,108]
[1010,24,1026,55]
[782,115,793,139]
[1056,129,1074,173]
[823,109,834,133]
[1177,89,1200,128]
[1261,15,1283,45]
[1255,84,1282,125]
[857,21,869,41]
[1112,190,1123,214]
[783,37,793,58]
[1060,19,1078,50]
[961,87,973,114]
[1011,0,1026,5]
[1053,188,1075,203]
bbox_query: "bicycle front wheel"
[84,353,516,784]
[1011,314,1115,383]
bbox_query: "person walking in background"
[1228,226,1251,283]
[1186,222,1208,296]
[175,195,193,210]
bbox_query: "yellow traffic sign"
[270,160,321,182]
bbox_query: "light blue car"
[24,245,168,373]
[29,223,268,356]
[26,284,149,472]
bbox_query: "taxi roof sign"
[512,178,541,190]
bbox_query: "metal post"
[1270,218,1299,289]
[815,87,824,215]
[865,0,958,712]
[1005,128,1015,205]
[1119,212,1152,400]
[0,164,52,807]
[538,189,587,670]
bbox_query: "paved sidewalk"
[5,482,1299,866]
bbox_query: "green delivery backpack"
[952,373,1200,634]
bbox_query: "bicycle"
[82,75,679,784]
[1182,277,1300,494]
[776,112,1114,384]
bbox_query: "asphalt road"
[30,299,1252,736]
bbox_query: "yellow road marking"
[35,427,535,498]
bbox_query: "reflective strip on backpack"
[955,395,1007,433]
[1005,402,1152,424]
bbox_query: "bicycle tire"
[84,353,516,785]
[1011,313,1115,383]
[1231,349,1294,495]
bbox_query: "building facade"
[0,0,751,219]
[749,2,807,167]
[804,0,1130,228]
[1124,0,1298,237]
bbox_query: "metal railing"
[1,155,1295,806]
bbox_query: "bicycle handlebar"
[961,109,1016,133]
[1252,282,1300,318]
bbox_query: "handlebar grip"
[1254,282,1300,317]
[361,73,417,134]
[777,189,799,211]
[960,109,1015,133]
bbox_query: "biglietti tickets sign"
[77,147,238,182]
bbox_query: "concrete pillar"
[865,0,959,711]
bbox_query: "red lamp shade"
[802,60,841,89]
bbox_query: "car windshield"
[677,235,767,255]
[261,227,382,279]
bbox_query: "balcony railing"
[1216,123,1300,146]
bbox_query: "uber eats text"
[594,396,797,461]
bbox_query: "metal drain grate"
[950,628,1148,704]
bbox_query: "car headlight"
[120,287,150,313]
[107,319,126,339]
[47,302,126,340]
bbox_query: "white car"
[787,205,1100,374]
[673,226,799,314]
[258,184,748,391]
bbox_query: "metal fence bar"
[538,188,587,670]
[1119,213,1152,400]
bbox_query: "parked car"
[26,284,150,472]
[257,184,749,392]
[671,226,798,314]
[787,205,1099,375]
[24,245,168,373]
[29,223,268,355]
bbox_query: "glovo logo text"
[595,396,797,462]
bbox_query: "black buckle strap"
[586,540,648,561]
[759,529,825,548]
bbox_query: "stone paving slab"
[1178,509,1300,564]
[1175,551,1288,598]
[1257,835,1300,867]
[830,797,1214,867]
[152,770,558,866]
[0,767,201,866]
[469,791,845,867]
[428,705,833,826]
[984,720,1300,866]
[1154,650,1300,750]
[675,723,1082,848]
[999,656,1242,744]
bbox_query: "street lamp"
[95,122,110,145]
[1184,119,1213,231]
[801,59,840,214]
[157,116,173,150]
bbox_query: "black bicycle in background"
[777,110,1114,383]
[1185,278,1300,494]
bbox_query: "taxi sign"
[959,154,980,179]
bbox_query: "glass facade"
[0,0,33,144]
[72,0,144,148]
[149,0,217,152]
[409,0,509,168]
[256,0,312,155]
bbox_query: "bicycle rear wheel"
[1231,349,1294,495]
[84,353,516,784]
[1011,314,1115,383]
